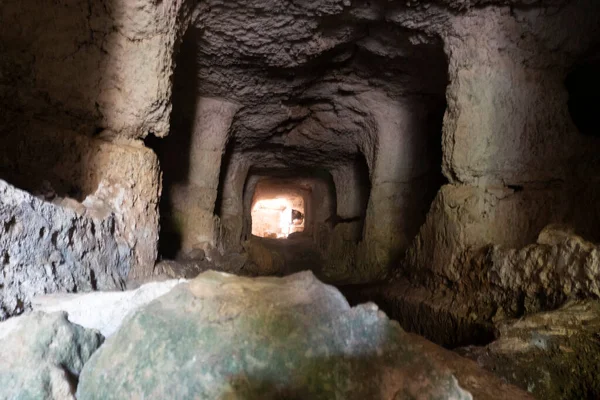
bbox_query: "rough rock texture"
[30,279,185,338]
[486,225,600,314]
[459,301,600,399]
[0,180,130,319]
[0,0,199,284]
[405,184,600,320]
[77,271,530,400]
[0,311,103,400]
[2,129,162,278]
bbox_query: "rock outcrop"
[459,301,600,399]
[0,312,103,400]
[487,225,600,314]
[405,185,600,320]
[0,179,131,319]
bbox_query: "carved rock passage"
[157,0,600,287]
[0,0,599,323]
[156,0,450,282]
[0,180,130,319]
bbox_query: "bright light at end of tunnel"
[253,198,291,211]
[252,197,304,239]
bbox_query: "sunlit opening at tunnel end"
[251,197,305,239]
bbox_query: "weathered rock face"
[405,196,600,321]
[0,180,130,319]
[458,301,600,399]
[0,311,103,400]
[75,271,528,400]
[399,0,600,316]
[31,279,185,338]
[1,127,163,279]
[0,0,199,284]
[0,0,599,375]
[486,225,600,314]
[0,0,194,139]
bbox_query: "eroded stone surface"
[405,185,600,319]
[458,301,600,399]
[487,225,600,312]
[0,0,195,138]
[0,179,130,319]
[0,312,103,400]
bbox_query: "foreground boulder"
[31,279,185,337]
[76,271,528,399]
[0,312,103,400]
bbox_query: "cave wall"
[1,0,599,317]
[0,0,196,316]
[401,1,600,315]
[0,0,194,139]
[1,125,162,276]
[159,97,241,255]
[151,0,598,289]
[0,180,130,319]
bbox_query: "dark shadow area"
[145,27,200,259]
[330,153,372,243]
[383,53,449,275]
[214,139,235,219]
[566,58,600,138]
[338,282,496,349]
[0,1,126,203]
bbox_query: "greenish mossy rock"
[0,311,104,400]
[77,271,471,399]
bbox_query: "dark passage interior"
[150,21,448,283]
[566,57,600,138]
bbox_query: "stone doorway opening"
[251,197,305,239]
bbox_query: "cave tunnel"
[4,0,600,398]
[249,178,310,239]
[148,21,448,284]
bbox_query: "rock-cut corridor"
[0,0,599,399]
